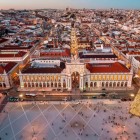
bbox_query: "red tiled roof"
[81,21,91,23]
[0,45,33,50]
[0,38,8,44]
[4,62,17,73]
[40,49,70,57]
[4,45,19,48]
[86,62,130,73]
[16,51,27,57]
[128,51,140,55]
[0,51,27,57]
[0,66,4,73]
[0,62,17,74]
[135,56,140,62]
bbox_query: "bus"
[25,93,36,98]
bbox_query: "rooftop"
[79,52,117,59]
[0,38,9,44]
[135,56,140,62]
[22,61,65,74]
[0,51,27,57]
[0,62,17,74]
[0,45,33,50]
[86,62,130,73]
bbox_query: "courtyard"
[0,99,140,140]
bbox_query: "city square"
[0,99,140,140]
[0,0,140,140]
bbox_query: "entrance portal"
[71,72,80,89]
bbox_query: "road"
[0,96,8,113]
[5,84,139,102]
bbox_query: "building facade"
[19,58,133,91]
[132,56,140,77]
[0,62,19,89]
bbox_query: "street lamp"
[19,94,23,98]
[19,94,24,101]
[130,94,135,97]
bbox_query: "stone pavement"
[0,100,140,140]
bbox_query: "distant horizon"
[1,7,140,11]
[0,0,140,10]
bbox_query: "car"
[62,98,67,101]
[100,93,107,96]
[25,93,36,97]
[2,91,8,95]
[92,96,97,99]
[8,97,19,102]
[121,98,127,101]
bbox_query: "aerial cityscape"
[0,0,140,140]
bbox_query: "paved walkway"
[18,86,134,93]
[0,95,5,104]
[0,100,140,140]
[0,95,8,113]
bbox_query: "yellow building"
[19,59,133,92]
[0,62,19,89]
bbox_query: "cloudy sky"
[0,0,140,10]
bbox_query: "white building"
[132,56,140,76]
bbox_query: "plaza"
[0,99,140,140]
[0,2,140,140]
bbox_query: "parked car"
[92,96,97,99]
[8,97,19,102]
[121,98,127,101]
[100,93,107,97]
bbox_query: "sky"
[0,0,140,10]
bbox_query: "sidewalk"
[18,87,54,92]
[17,87,135,97]
[0,95,6,104]
[18,86,135,93]
[0,95,8,126]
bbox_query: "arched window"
[90,82,93,87]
